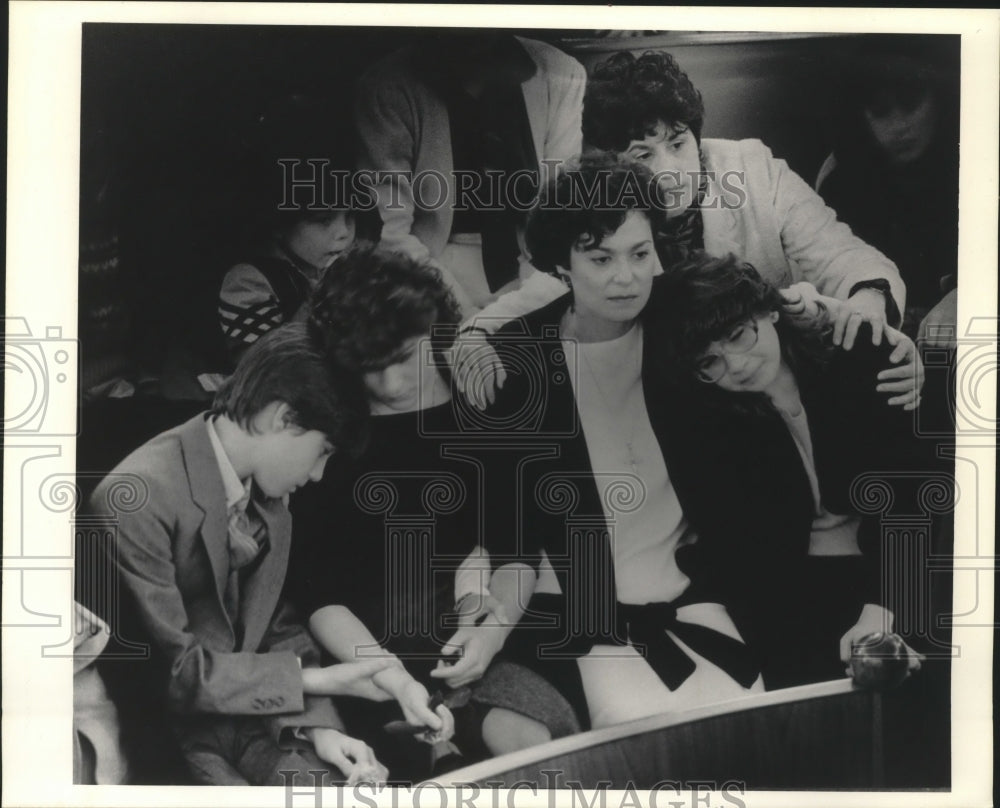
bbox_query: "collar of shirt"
[271,239,323,284]
[206,415,252,511]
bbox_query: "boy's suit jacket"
[88,413,341,742]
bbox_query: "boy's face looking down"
[362,334,430,415]
[283,210,356,270]
[624,121,700,218]
[252,404,335,497]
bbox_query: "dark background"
[79,26,961,395]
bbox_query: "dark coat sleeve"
[804,325,930,607]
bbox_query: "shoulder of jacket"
[88,428,190,517]
[356,49,425,101]
[221,262,275,297]
[702,137,771,164]
[517,37,582,69]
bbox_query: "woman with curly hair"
[651,251,925,686]
[458,154,807,728]
[286,244,581,781]
[457,50,922,412]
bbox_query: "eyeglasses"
[694,320,759,383]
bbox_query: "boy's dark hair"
[656,252,832,406]
[525,150,658,277]
[211,322,367,453]
[583,51,705,152]
[308,243,461,374]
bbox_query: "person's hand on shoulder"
[780,281,833,327]
[449,327,507,411]
[835,287,890,349]
[876,326,925,410]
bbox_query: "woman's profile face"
[624,121,701,218]
[562,211,658,330]
[698,311,783,394]
[863,87,937,166]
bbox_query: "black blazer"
[484,293,816,659]
[787,323,928,603]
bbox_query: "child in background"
[219,207,357,362]
[218,92,377,364]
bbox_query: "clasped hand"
[304,658,397,701]
[430,615,508,689]
[395,679,456,744]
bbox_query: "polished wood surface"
[438,679,884,789]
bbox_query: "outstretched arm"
[308,605,453,741]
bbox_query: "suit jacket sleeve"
[758,140,906,319]
[96,481,314,721]
[260,600,344,743]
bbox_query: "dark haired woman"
[816,35,959,347]
[460,154,834,727]
[458,50,922,411]
[287,245,580,781]
[654,251,925,685]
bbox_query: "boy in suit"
[88,324,392,785]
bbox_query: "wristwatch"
[849,279,900,327]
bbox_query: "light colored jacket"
[355,36,586,265]
[474,138,906,329]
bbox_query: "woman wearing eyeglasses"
[652,251,925,687]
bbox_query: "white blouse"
[564,324,693,605]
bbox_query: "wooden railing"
[436,679,884,789]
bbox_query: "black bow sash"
[616,601,760,691]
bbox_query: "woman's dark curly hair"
[525,150,658,278]
[307,243,461,376]
[583,51,705,152]
[655,252,834,415]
